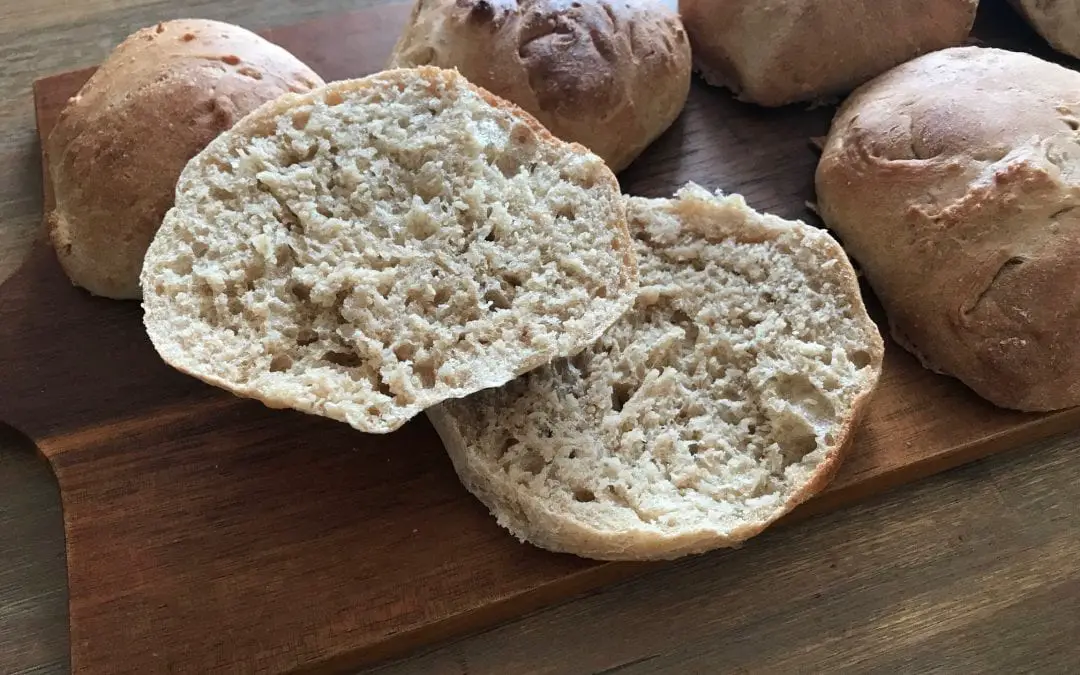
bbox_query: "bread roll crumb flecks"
[140,67,638,435]
[427,184,884,561]
[388,0,692,173]
[816,46,1080,412]
[46,18,325,300]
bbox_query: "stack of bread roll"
[44,0,1079,561]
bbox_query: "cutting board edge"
[17,5,1080,672]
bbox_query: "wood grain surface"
[2,1,1079,674]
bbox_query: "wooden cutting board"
[6,2,1079,673]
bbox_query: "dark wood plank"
[371,431,1080,675]
[0,427,69,675]
[7,409,1080,675]
[3,1,1079,673]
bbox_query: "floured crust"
[678,0,977,107]
[45,18,324,299]
[816,46,1080,411]
[388,0,692,172]
[428,183,884,561]
[141,66,638,435]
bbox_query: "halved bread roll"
[141,67,638,434]
[427,184,883,560]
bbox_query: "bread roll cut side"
[141,67,638,435]
[428,184,883,561]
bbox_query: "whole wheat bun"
[45,19,324,300]
[427,184,884,561]
[677,0,978,107]
[387,0,691,173]
[816,46,1080,412]
[140,67,638,435]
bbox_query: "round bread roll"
[387,0,691,173]
[1010,0,1080,59]
[678,0,978,107]
[45,19,324,300]
[816,46,1080,412]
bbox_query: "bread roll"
[140,67,639,435]
[678,0,978,107]
[387,0,691,173]
[46,19,324,299]
[1010,0,1080,59]
[816,46,1080,411]
[427,184,883,561]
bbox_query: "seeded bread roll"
[387,0,692,173]
[140,67,638,435]
[816,46,1080,411]
[677,0,978,107]
[427,184,884,561]
[1010,0,1080,59]
[45,18,324,300]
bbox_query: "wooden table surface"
[1,0,1078,673]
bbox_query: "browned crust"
[45,18,324,300]
[815,45,1080,411]
[388,0,692,172]
[678,0,978,107]
[677,0,746,97]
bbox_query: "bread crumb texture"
[429,183,883,560]
[141,67,637,434]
